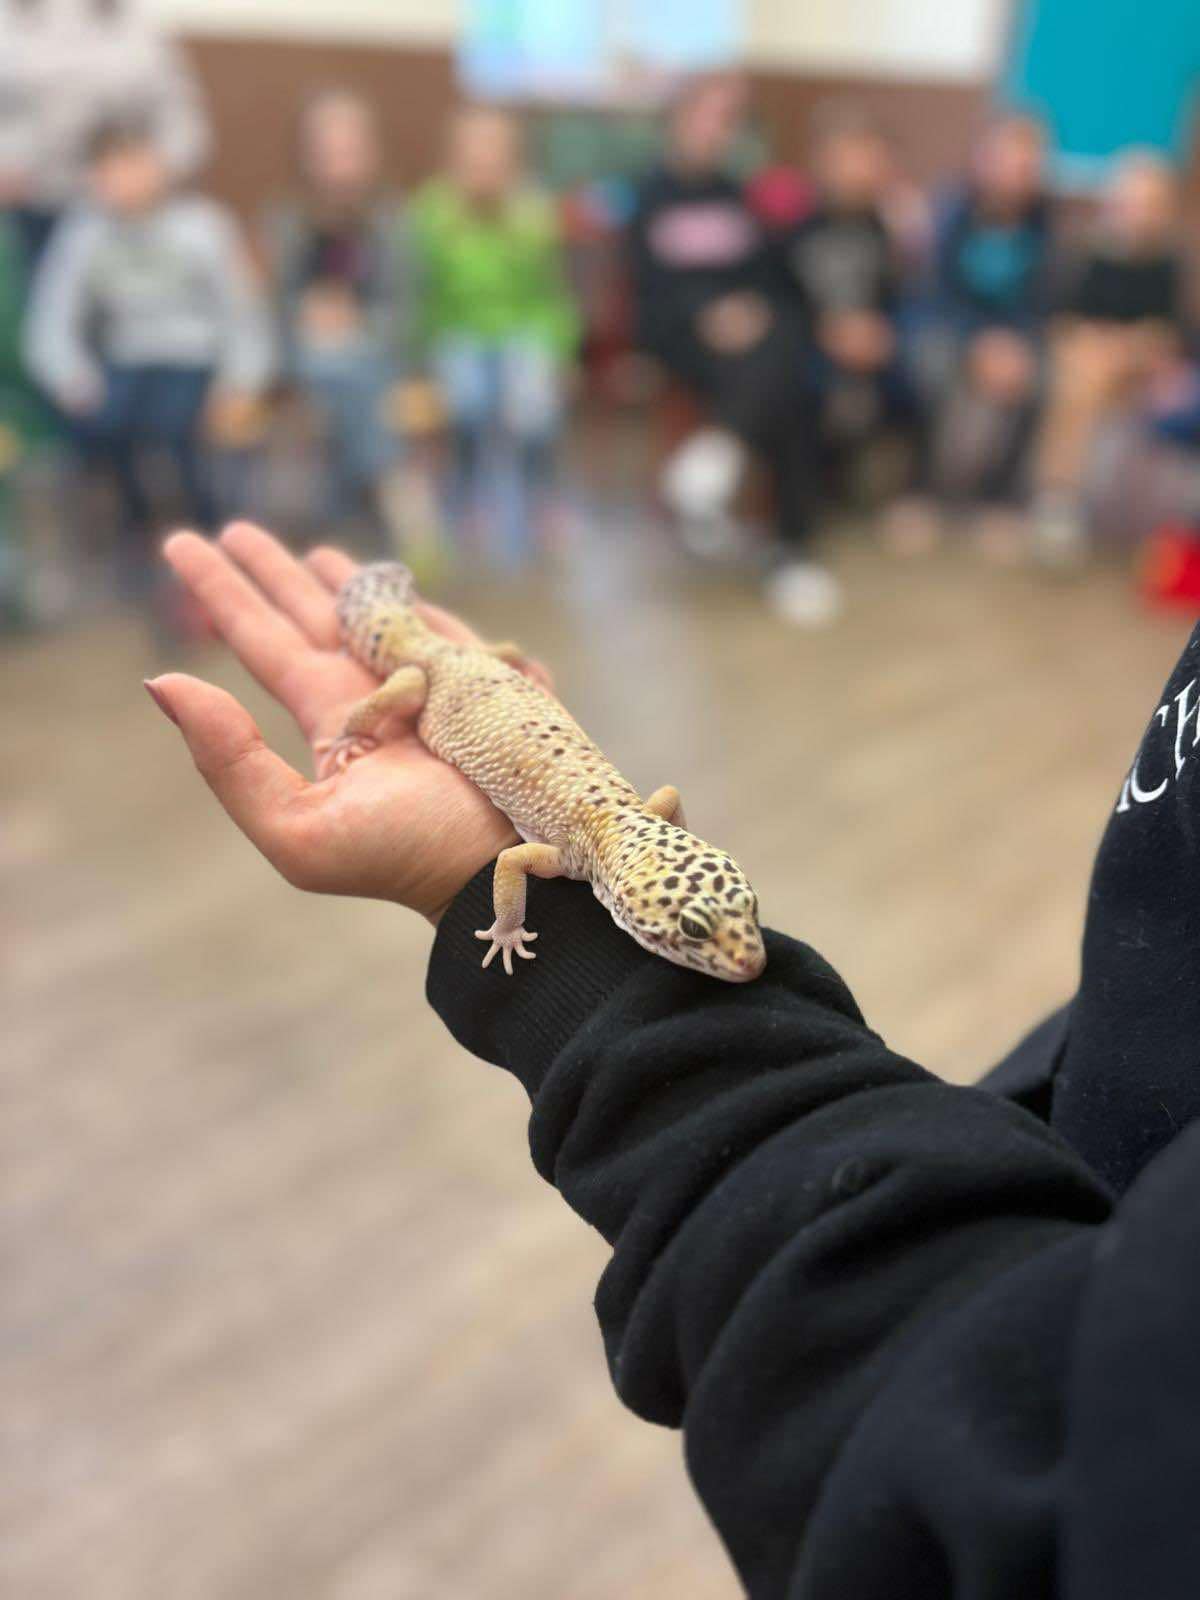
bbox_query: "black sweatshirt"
[1064,244,1183,326]
[782,204,899,319]
[629,166,777,361]
[426,621,1200,1599]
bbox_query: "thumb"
[146,673,310,872]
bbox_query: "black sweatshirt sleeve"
[426,867,1115,1598]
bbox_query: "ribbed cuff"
[425,858,653,1097]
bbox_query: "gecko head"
[615,828,766,983]
[336,561,415,624]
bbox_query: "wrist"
[427,858,657,1096]
[420,821,519,927]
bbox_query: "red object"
[744,166,814,232]
[1139,523,1200,611]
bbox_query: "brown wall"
[750,69,988,183]
[180,35,457,220]
[180,33,992,220]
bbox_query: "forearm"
[428,863,1112,1595]
[214,247,275,393]
[22,217,98,398]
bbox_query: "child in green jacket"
[410,106,578,567]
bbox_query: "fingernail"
[144,678,179,727]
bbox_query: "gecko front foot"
[474,923,539,975]
[314,733,380,779]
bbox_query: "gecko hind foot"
[474,923,538,975]
[314,733,380,779]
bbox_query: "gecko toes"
[475,923,538,974]
[315,733,380,780]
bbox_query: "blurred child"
[266,89,410,545]
[1033,151,1186,566]
[410,105,577,568]
[630,73,833,625]
[24,116,272,603]
[918,112,1055,558]
[780,104,924,550]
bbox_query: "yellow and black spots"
[330,562,766,983]
[597,813,765,983]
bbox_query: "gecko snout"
[730,946,767,981]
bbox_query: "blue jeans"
[69,364,215,596]
[431,336,563,567]
[292,341,398,522]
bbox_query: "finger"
[163,532,314,705]
[218,521,341,649]
[523,658,556,694]
[147,672,311,879]
[304,545,360,593]
[416,598,483,648]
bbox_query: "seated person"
[916,111,1055,558]
[629,71,834,627]
[265,89,409,547]
[409,105,577,571]
[24,116,272,606]
[779,104,923,548]
[1033,150,1187,566]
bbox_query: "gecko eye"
[678,911,714,941]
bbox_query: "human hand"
[0,169,30,206]
[299,282,362,344]
[206,390,268,448]
[698,292,771,354]
[148,522,538,922]
[968,328,1035,402]
[819,310,894,372]
[383,377,446,436]
[57,369,103,416]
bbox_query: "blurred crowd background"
[6,4,1200,1597]
[0,0,1198,637]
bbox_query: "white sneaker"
[1032,492,1091,571]
[764,561,843,627]
[661,428,747,521]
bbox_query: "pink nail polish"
[144,679,179,727]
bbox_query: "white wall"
[147,0,1002,81]
[147,0,460,43]
[744,0,1006,81]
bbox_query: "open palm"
[153,523,521,921]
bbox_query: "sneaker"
[1032,492,1091,571]
[764,560,843,627]
[878,496,943,558]
[661,428,747,521]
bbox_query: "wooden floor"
[2,495,1189,1599]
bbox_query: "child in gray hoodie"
[25,115,272,598]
